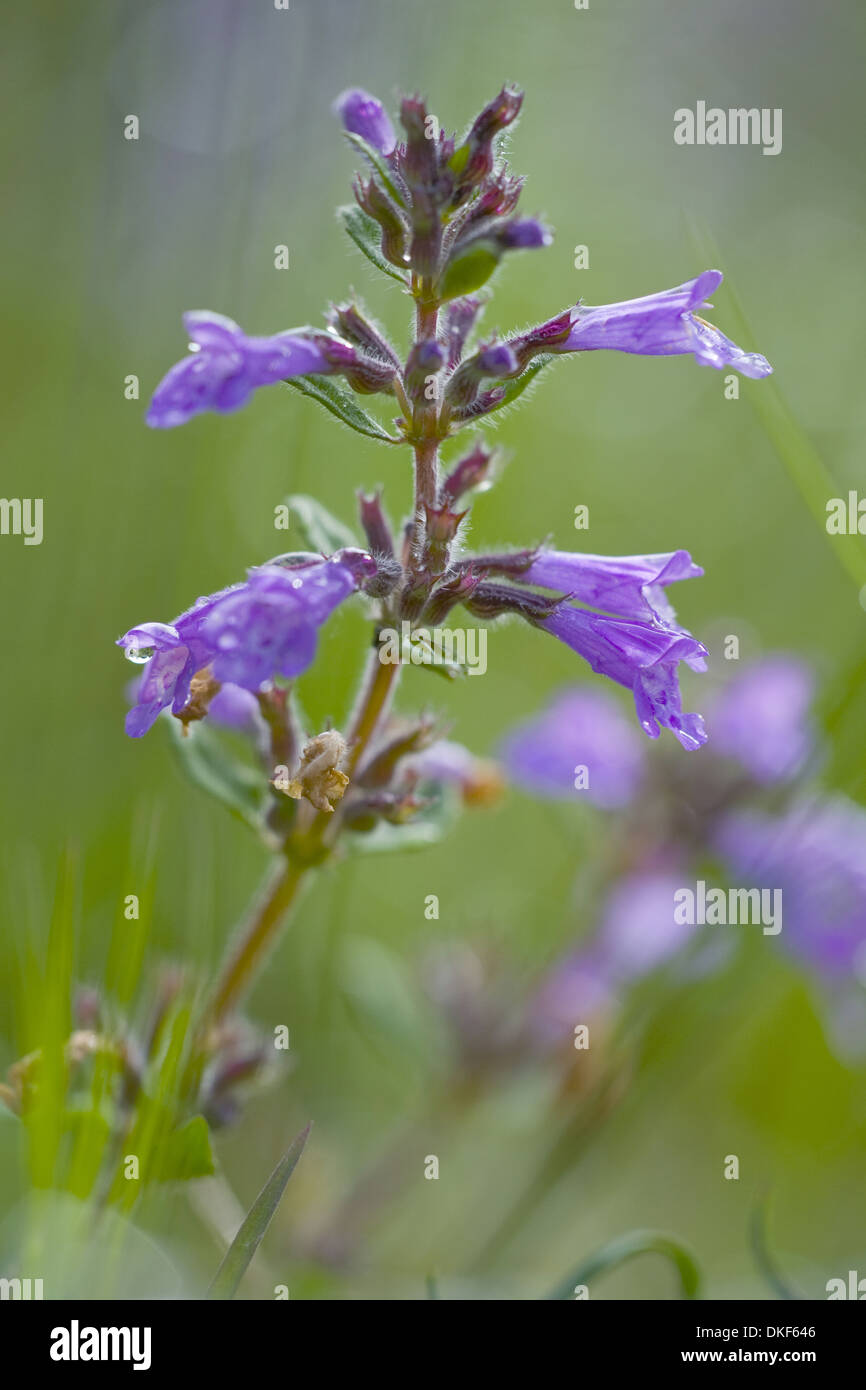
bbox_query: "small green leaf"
[338,204,409,285]
[546,1229,701,1300]
[167,718,265,833]
[206,1123,311,1300]
[285,373,401,443]
[283,494,359,555]
[344,132,407,208]
[438,240,501,301]
[153,1115,215,1184]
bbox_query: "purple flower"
[147,312,353,429]
[209,684,262,730]
[529,948,616,1048]
[500,687,645,807]
[333,88,396,156]
[201,556,371,690]
[558,270,772,379]
[405,739,504,805]
[118,552,374,737]
[118,590,238,738]
[497,218,552,250]
[709,655,813,784]
[716,797,866,983]
[597,869,698,981]
[537,606,708,750]
[525,549,703,625]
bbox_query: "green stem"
[204,654,402,1027]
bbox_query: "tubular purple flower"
[525,549,704,625]
[500,688,645,806]
[201,554,375,690]
[117,552,375,737]
[333,88,397,156]
[554,270,772,378]
[537,605,708,750]
[117,589,240,737]
[146,312,355,429]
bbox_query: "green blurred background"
[1,0,865,1298]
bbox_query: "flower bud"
[441,443,497,504]
[333,88,396,156]
[444,342,518,410]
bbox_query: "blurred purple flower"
[208,684,262,730]
[529,947,616,1048]
[118,553,374,737]
[554,270,772,378]
[333,88,397,155]
[530,868,698,1048]
[716,797,866,982]
[598,869,698,982]
[537,605,708,750]
[709,655,813,783]
[147,312,353,428]
[500,687,645,807]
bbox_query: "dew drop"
[124,645,154,665]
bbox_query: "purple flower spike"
[118,553,374,736]
[333,88,396,156]
[500,688,645,807]
[561,270,772,379]
[538,606,708,750]
[526,549,703,625]
[147,312,352,429]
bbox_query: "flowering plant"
[4,83,779,1301]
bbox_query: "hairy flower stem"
[202,651,402,1029]
[409,287,441,564]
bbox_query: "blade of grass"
[750,1195,801,1300]
[546,1229,701,1300]
[206,1123,311,1300]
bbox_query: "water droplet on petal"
[125,645,154,665]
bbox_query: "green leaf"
[438,239,501,301]
[285,373,401,443]
[338,204,409,285]
[344,131,407,208]
[546,1229,702,1300]
[153,1115,215,1184]
[283,494,359,554]
[206,1123,311,1300]
[167,718,265,834]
